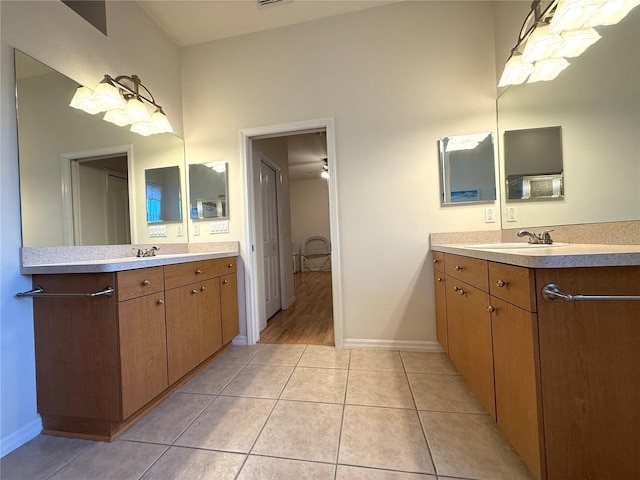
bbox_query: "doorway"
[241,118,343,347]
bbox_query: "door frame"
[240,117,343,347]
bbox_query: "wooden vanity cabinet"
[31,256,239,441]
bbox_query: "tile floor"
[1,344,534,480]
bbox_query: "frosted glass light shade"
[149,110,173,134]
[91,82,126,111]
[522,24,564,63]
[124,98,150,123]
[69,86,103,114]
[103,109,133,127]
[557,28,601,57]
[584,0,640,26]
[549,0,601,32]
[527,57,570,83]
[130,122,154,136]
[498,55,535,86]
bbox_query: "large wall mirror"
[497,8,639,228]
[15,49,188,246]
[188,162,228,220]
[439,133,497,205]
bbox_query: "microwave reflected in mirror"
[439,133,496,205]
[188,162,228,220]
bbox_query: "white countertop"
[431,243,640,268]
[20,242,239,274]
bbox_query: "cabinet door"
[445,277,466,377]
[118,294,168,419]
[165,279,222,384]
[491,297,544,480]
[220,273,239,345]
[434,271,448,353]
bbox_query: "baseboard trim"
[342,339,444,352]
[232,335,249,346]
[1,417,42,457]
[284,295,296,309]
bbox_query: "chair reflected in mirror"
[300,236,331,272]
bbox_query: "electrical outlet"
[176,224,183,237]
[485,207,496,223]
[193,223,200,236]
[507,207,517,222]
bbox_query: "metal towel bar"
[541,283,640,302]
[16,286,114,298]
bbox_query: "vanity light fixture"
[445,133,490,152]
[498,0,640,87]
[69,74,173,136]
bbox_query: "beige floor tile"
[420,411,533,480]
[47,440,166,480]
[220,364,294,398]
[178,361,244,394]
[346,370,415,408]
[140,446,245,480]
[215,344,265,364]
[0,435,93,480]
[119,392,214,444]
[175,396,275,453]
[237,455,335,480]
[400,351,458,374]
[407,373,485,414]
[281,366,348,403]
[249,343,306,366]
[350,349,404,371]
[298,345,350,369]
[339,405,435,474]
[336,465,437,479]
[252,400,343,463]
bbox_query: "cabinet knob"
[228,263,234,268]
[157,298,165,305]
[452,286,459,292]
[433,259,438,264]
[455,265,462,271]
[191,289,198,294]
[458,289,465,296]
[200,286,206,291]
[223,279,229,284]
[487,305,496,313]
[195,269,202,274]
[142,279,151,286]
[436,277,442,282]
[496,279,506,287]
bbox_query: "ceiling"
[137,0,398,47]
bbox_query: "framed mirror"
[145,166,182,223]
[439,133,496,205]
[188,162,228,220]
[14,49,188,246]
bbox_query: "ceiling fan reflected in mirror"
[305,158,329,179]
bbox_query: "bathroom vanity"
[19,247,239,441]
[431,243,640,480]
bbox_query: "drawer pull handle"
[191,289,198,294]
[228,263,234,268]
[223,279,229,284]
[455,265,462,271]
[195,269,203,274]
[436,277,442,282]
[142,279,151,286]
[200,286,206,291]
[496,280,506,287]
[157,299,165,305]
[487,305,496,313]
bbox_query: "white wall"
[290,178,331,270]
[181,1,500,346]
[0,0,182,456]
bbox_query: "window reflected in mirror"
[145,166,182,223]
[504,126,564,201]
[439,133,496,205]
[188,162,228,220]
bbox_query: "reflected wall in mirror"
[497,8,640,228]
[439,133,496,205]
[188,162,228,220]
[505,126,564,201]
[14,49,188,246]
[145,166,182,223]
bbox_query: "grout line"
[132,444,171,480]
[42,441,96,480]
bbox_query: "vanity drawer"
[164,257,237,289]
[489,262,536,312]
[444,253,488,291]
[433,251,445,272]
[117,267,164,301]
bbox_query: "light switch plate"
[210,221,229,234]
[507,207,517,222]
[149,225,167,237]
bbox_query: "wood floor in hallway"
[259,271,334,345]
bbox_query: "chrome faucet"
[517,230,554,245]
[135,246,159,257]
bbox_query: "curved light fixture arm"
[106,74,163,111]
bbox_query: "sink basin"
[465,242,568,249]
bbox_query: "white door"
[106,171,131,244]
[261,160,281,322]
